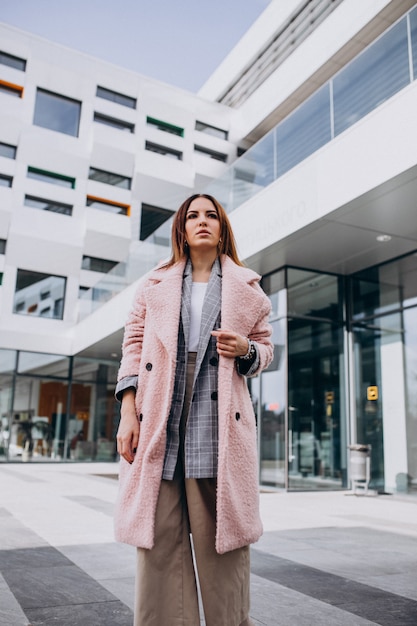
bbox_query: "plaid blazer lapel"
[195,257,221,378]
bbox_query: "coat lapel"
[145,260,185,358]
[220,255,265,336]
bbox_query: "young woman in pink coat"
[115,193,273,626]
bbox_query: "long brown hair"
[164,194,244,267]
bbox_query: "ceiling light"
[376,234,392,242]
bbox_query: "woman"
[115,193,273,626]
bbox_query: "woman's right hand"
[116,389,140,464]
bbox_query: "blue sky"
[1,0,272,92]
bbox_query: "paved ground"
[0,462,416,626]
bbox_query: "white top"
[189,282,208,351]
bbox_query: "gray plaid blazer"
[163,258,222,479]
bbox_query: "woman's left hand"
[211,329,249,359]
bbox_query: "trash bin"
[348,444,371,494]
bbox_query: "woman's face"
[185,197,221,253]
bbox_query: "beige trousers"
[134,354,252,626]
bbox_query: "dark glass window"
[0,174,13,187]
[0,51,26,71]
[276,84,331,176]
[333,18,409,136]
[0,239,6,254]
[96,86,136,109]
[14,270,66,320]
[93,112,134,133]
[140,203,174,241]
[146,117,184,137]
[194,145,227,162]
[0,142,17,159]
[86,196,129,215]
[411,5,417,79]
[34,89,81,137]
[81,256,118,273]
[27,167,75,189]
[88,167,131,189]
[24,195,73,216]
[145,141,182,160]
[195,121,228,140]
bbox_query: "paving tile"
[64,495,114,516]
[59,542,136,580]
[251,549,417,625]
[0,573,29,626]
[4,563,116,609]
[25,600,133,626]
[0,546,71,571]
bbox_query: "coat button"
[211,391,218,400]
[235,412,241,421]
[209,356,218,366]
[145,363,152,371]
[139,413,143,422]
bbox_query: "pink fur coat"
[114,255,273,554]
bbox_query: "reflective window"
[231,132,275,209]
[24,195,73,216]
[145,141,182,160]
[96,86,136,109]
[14,270,66,319]
[147,117,184,137]
[88,167,131,189]
[0,239,6,254]
[27,167,75,189]
[194,145,227,162]
[140,203,174,241]
[0,51,26,71]
[17,352,69,377]
[93,112,134,133]
[410,6,417,77]
[81,256,118,273]
[34,89,81,137]
[0,174,12,187]
[0,142,17,159]
[276,84,331,176]
[195,121,228,140]
[333,18,409,136]
[287,268,343,321]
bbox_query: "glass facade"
[0,351,119,463]
[205,7,417,213]
[254,252,417,493]
[33,89,81,137]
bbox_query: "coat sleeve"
[240,282,273,378]
[117,279,148,382]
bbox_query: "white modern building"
[0,0,416,494]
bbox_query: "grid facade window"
[93,112,134,133]
[194,145,227,162]
[24,195,73,216]
[0,174,13,187]
[27,167,75,189]
[88,167,131,189]
[96,86,136,109]
[86,195,130,216]
[146,117,184,137]
[0,51,26,71]
[145,141,182,160]
[140,203,174,241]
[0,142,17,159]
[34,89,81,137]
[195,121,228,140]
[13,270,66,320]
[0,239,6,254]
[0,80,23,98]
[81,256,118,273]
